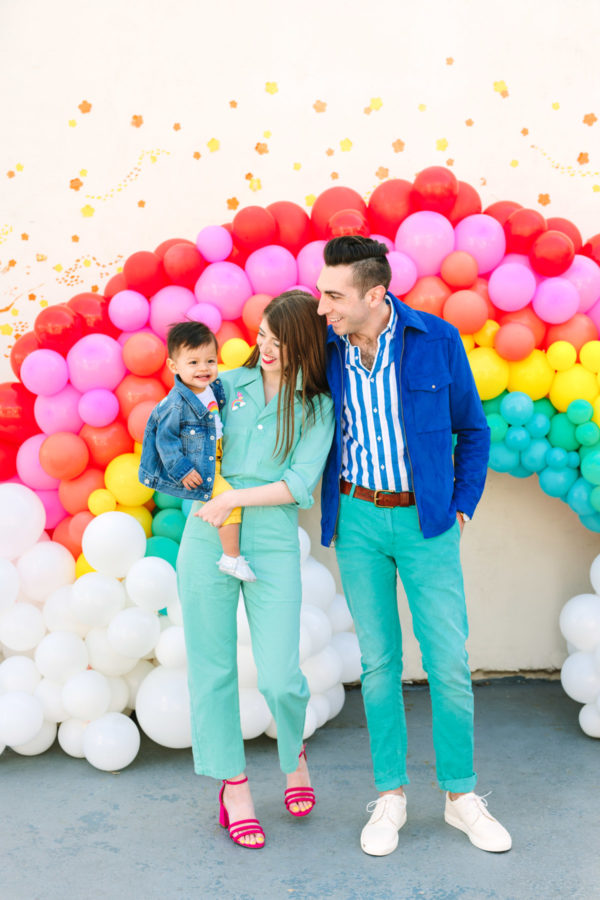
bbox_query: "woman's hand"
[194,491,238,527]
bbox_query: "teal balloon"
[566,399,593,425]
[153,492,183,510]
[488,443,520,473]
[145,536,179,567]
[548,413,578,451]
[579,512,600,532]
[487,413,508,443]
[567,451,581,469]
[521,438,551,473]
[181,499,193,517]
[590,486,600,512]
[539,466,578,498]
[533,398,556,419]
[581,450,600,486]
[567,478,595,517]
[575,422,600,447]
[482,391,508,415]
[505,426,531,452]
[545,447,568,470]
[525,413,551,439]
[579,444,599,463]
[499,392,534,426]
[511,465,533,479]
[152,508,186,542]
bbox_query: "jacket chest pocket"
[181,424,211,455]
[407,373,452,433]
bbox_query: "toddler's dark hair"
[167,321,218,358]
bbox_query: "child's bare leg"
[219,522,240,557]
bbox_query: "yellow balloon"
[547,341,577,372]
[75,552,95,578]
[221,338,252,368]
[116,504,154,537]
[473,319,500,348]
[134,441,144,454]
[467,347,510,400]
[461,334,475,353]
[549,364,599,412]
[88,488,117,516]
[105,452,154,507]
[218,363,230,373]
[581,340,600,374]
[507,349,554,400]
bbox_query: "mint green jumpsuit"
[177,365,335,778]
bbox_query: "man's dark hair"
[167,321,218,358]
[323,236,392,295]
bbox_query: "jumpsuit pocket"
[407,373,452,433]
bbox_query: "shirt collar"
[341,295,397,349]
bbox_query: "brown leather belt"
[340,479,415,508]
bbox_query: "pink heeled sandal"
[218,776,265,849]
[284,744,316,818]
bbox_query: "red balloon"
[232,206,278,253]
[546,217,582,254]
[447,181,482,225]
[80,421,133,468]
[504,209,547,254]
[529,230,575,277]
[67,292,119,338]
[163,242,206,289]
[0,438,18,480]
[582,233,600,267]
[545,314,598,352]
[484,200,522,226]
[104,272,127,299]
[411,167,459,216]
[122,251,167,297]
[499,307,547,348]
[0,382,38,444]
[442,290,488,334]
[10,331,40,378]
[326,209,370,238]
[367,179,412,238]
[34,304,85,353]
[155,237,195,259]
[403,277,451,317]
[115,375,165,419]
[159,361,175,391]
[494,323,536,361]
[311,187,368,240]
[267,201,313,255]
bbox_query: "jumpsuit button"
[257,424,263,430]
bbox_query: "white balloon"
[35,631,88,683]
[106,608,160,659]
[301,557,336,611]
[298,624,313,664]
[559,594,600,652]
[324,683,346,720]
[155,626,187,668]
[62,669,111,721]
[236,594,251,645]
[0,642,34,659]
[85,627,139,677]
[123,660,154,708]
[43,585,89,637]
[125,556,178,612]
[166,595,183,626]
[307,693,330,728]
[0,602,46,651]
[298,526,311,565]
[0,655,41,694]
[561,651,600,704]
[264,717,277,739]
[70,573,126,627]
[0,691,44,745]
[0,485,45,559]
[83,712,140,771]
[239,688,271,739]
[16,542,75,602]
[34,678,69,723]
[328,593,354,633]
[589,553,600,595]
[58,718,88,758]
[237,644,258,688]
[106,677,129,713]
[302,702,317,740]
[0,559,19,612]
[81,512,146,578]
[579,703,600,738]
[135,666,191,748]
[301,645,344,695]
[300,604,332,656]
[11,719,57,756]
[330,632,362,684]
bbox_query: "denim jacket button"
[207,477,212,481]
[209,456,214,461]
[144,479,150,484]
[210,435,215,440]
[190,429,196,435]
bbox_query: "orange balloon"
[115,375,165,419]
[80,421,134,468]
[544,314,597,352]
[242,294,272,333]
[127,400,157,443]
[499,306,547,348]
[442,291,488,334]
[39,432,90,480]
[440,252,478,289]
[52,515,78,557]
[494,323,536,361]
[122,332,166,376]
[403,276,451,317]
[69,510,94,551]
[58,468,105,515]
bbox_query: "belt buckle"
[373,489,393,507]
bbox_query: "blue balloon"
[500,391,534,426]
[539,466,578,498]
[545,447,568,470]
[525,413,551,439]
[521,438,551,473]
[567,478,596,517]
[488,442,520,473]
[505,426,531,452]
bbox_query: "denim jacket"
[138,376,226,501]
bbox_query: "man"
[317,235,511,856]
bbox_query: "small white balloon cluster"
[0,484,361,770]
[559,553,600,738]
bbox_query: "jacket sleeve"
[282,395,336,509]
[154,404,197,482]
[448,332,491,517]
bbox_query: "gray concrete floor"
[2,681,599,900]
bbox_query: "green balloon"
[581,451,600,486]
[567,399,594,425]
[590,486,600,512]
[482,391,508,415]
[533,398,556,419]
[145,536,179,567]
[153,492,183,510]
[152,508,186,542]
[575,422,600,447]
[548,413,579,451]
[486,413,508,443]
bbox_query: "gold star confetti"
[493,80,508,95]
[418,104,427,112]
[80,169,88,177]
[363,107,372,116]
[392,139,405,152]
[193,151,201,160]
[10,308,18,316]
[376,166,389,179]
[79,100,92,114]
[370,97,383,111]
[593,185,600,193]
[0,324,13,335]
[465,119,474,127]
[313,100,327,113]
[15,164,23,172]
[21,233,28,240]
[36,253,47,262]
[207,138,220,152]
[446,57,454,65]
[340,138,353,152]
[552,102,560,110]
[72,235,79,242]
[263,131,271,139]
[584,113,597,126]
[53,264,63,272]
[510,160,519,168]
[255,142,269,155]
[83,259,91,268]
[538,193,551,206]
[70,178,83,191]
[293,163,301,171]
[578,152,590,165]
[131,115,143,128]
[68,120,77,127]
[305,194,316,207]
[138,200,146,207]
[265,82,278,94]
[227,197,239,210]
[40,300,48,308]
[331,172,339,180]
[7,171,15,178]
[81,204,95,217]
[173,123,181,131]
[229,100,238,108]
[249,178,262,192]
[436,138,448,151]
[521,128,529,136]
[326,148,334,156]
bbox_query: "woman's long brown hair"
[244,290,329,458]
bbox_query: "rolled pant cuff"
[439,774,477,793]
[374,773,410,792]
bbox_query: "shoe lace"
[474,791,492,808]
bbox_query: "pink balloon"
[387,251,418,295]
[108,290,150,331]
[371,234,395,252]
[395,212,455,277]
[245,245,298,296]
[532,277,580,324]
[149,286,196,339]
[78,389,120,427]
[488,264,537,312]
[67,335,126,392]
[454,214,506,274]
[187,303,223,332]
[17,434,60,489]
[287,284,317,296]
[563,255,600,313]
[34,385,83,435]
[297,241,327,293]
[36,490,68,529]
[196,226,233,263]
[20,349,69,397]
[194,262,252,321]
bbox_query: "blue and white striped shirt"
[341,298,413,491]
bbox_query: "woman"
[177,291,335,849]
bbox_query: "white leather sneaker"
[444,792,512,852]
[217,554,257,582]
[360,793,407,856]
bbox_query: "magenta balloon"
[454,214,506,275]
[563,255,600,313]
[187,303,223,332]
[387,251,418,296]
[297,241,327,293]
[245,245,298,296]
[108,290,150,332]
[20,349,69,397]
[149,286,196,339]
[36,489,67,529]
[287,284,317,296]
[194,262,252,321]
[395,212,455,277]
[488,264,537,312]
[532,277,580,324]
[586,297,600,334]
[78,389,120,427]
[67,335,126,392]
[16,434,60,490]
[34,385,83,435]
[371,234,395,252]
[196,226,233,263]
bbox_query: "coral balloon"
[504,208,547,254]
[547,217,583,254]
[232,206,278,253]
[0,382,37,445]
[499,306,547,347]
[545,314,598,352]
[80,421,133,468]
[267,201,312,255]
[242,294,272,333]
[163,243,206,289]
[367,179,412,239]
[447,181,482,225]
[103,273,127,299]
[122,251,166,297]
[311,187,367,240]
[403,276,451,317]
[58,469,105,515]
[440,252,478,289]
[115,375,165,419]
[529,231,575,277]
[39,433,90,480]
[127,401,157,443]
[494,323,536,361]
[483,200,522,226]
[443,291,488,334]
[122,332,167,376]
[326,209,370,238]
[34,304,85,354]
[10,331,41,378]
[155,237,195,259]
[410,166,458,216]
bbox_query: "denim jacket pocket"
[407,373,452,433]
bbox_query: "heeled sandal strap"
[284,787,316,805]
[228,818,265,842]
[223,775,249,786]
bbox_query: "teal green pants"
[335,491,477,793]
[176,502,309,779]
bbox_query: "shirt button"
[373,408,378,413]
[431,385,436,389]
[380,464,385,470]
[258,424,263,430]
[377,436,382,442]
